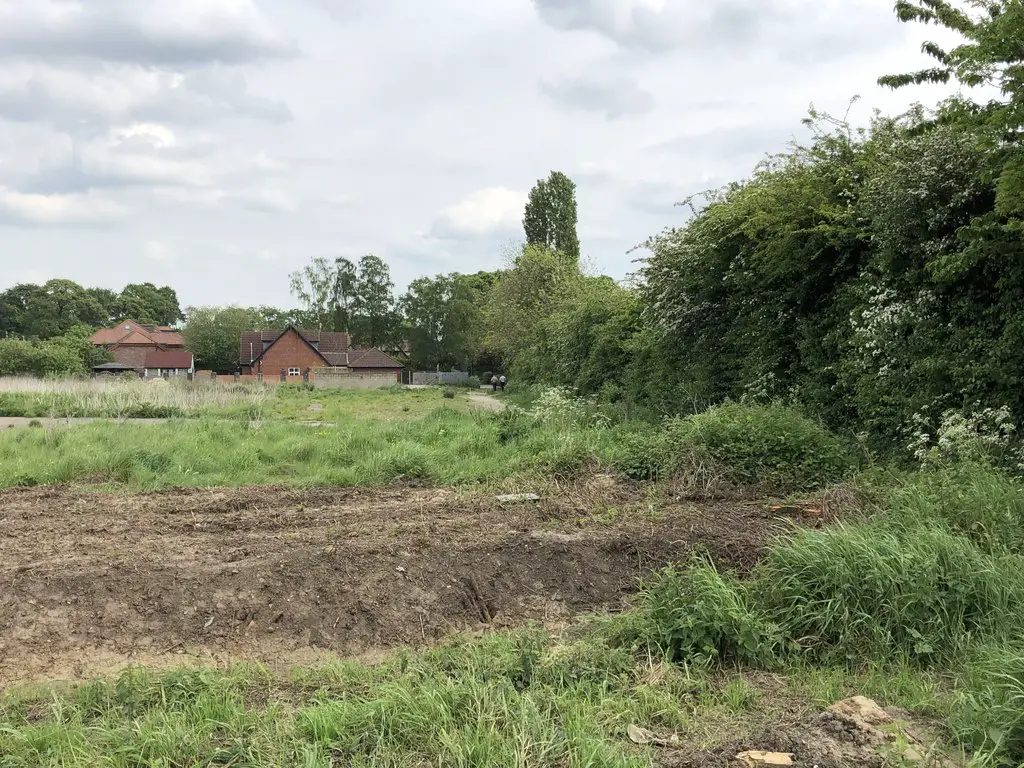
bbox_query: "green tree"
[401,274,477,370]
[289,257,337,331]
[351,254,400,348]
[523,171,581,264]
[86,288,120,324]
[332,257,358,333]
[0,325,109,376]
[485,244,580,368]
[453,270,501,373]
[117,283,183,325]
[182,306,263,372]
[0,284,47,337]
[880,0,1024,215]
[254,306,311,328]
[0,280,106,339]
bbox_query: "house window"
[288,367,301,377]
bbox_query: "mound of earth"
[1,479,806,684]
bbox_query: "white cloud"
[432,187,527,239]
[0,62,291,129]
[0,187,124,225]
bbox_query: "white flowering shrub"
[909,404,1024,469]
[530,387,611,430]
[849,283,935,379]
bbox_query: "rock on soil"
[664,696,955,768]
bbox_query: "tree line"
[186,170,582,374]
[0,169,582,376]
[0,281,184,376]
[500,0,1024,456]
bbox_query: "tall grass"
[0,408,618,489]
[952,645,1024,762]
[613,466,1024,765]
[759,524,1024,663]
[1,626,964,768]
[0,632,696,768]
[0,376,269,418]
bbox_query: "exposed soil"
[0,478,805,686]
[657,692,955,768]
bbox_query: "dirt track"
[0,479,803,685]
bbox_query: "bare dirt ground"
[0,478,813,686]
[465,391,504,411]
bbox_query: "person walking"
[499,375,507,392]
[490,375,498,392]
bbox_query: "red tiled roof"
[240,328,401,370]
[348,348,403,369]
[144,350,194,369]
[150,330,184,346]
[91,320,184,348]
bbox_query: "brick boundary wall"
[312,368,399,389]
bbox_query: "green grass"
[609,402,857,490]
[3,399,1023,764]
[233,384,490,423]
[0,408,615,490]
[0,628,956,768]
[606,465,1024,765]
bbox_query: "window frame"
[288,367,301,377]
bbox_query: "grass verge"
[0,628,958,768]
[610,465,1024,765]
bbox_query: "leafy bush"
[618,556,781,667]
[530,387,610,430]
[663,402,855,491]
[494,405,530,444]
[442,390,455,399]
[608,425,668,480]
[909,404,1024,470]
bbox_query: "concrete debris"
[735,751,794,766]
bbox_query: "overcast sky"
[0,0,957,309]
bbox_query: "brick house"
[239,327,404,381]
[91,320,187,372]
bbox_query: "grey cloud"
[647,123,800,159]
[19,141,216,195]
[530,0,750,54]
[625,179,701,215]
[0,0,298,66]
[540,75,654,118]
[0,65,290,130]
[531,0,902,60]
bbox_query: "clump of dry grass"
[0,376,270,418]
